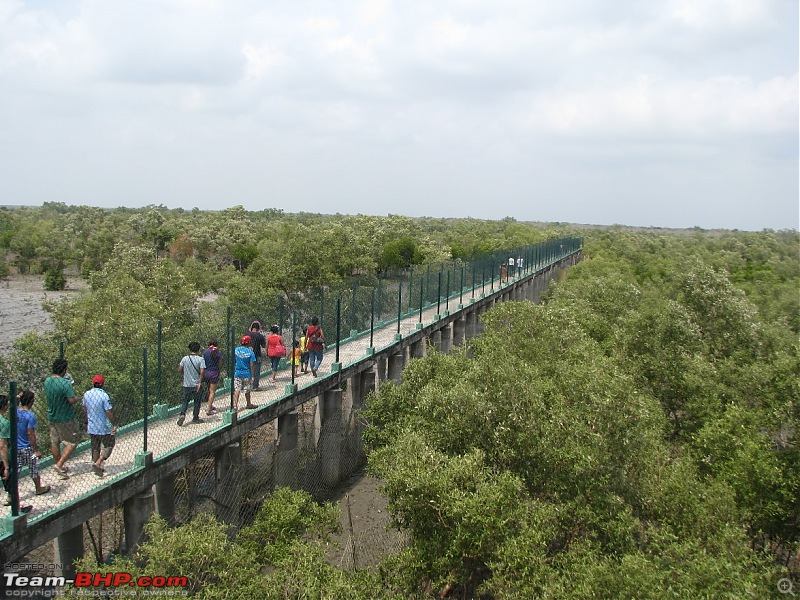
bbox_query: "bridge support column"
[388,352,405,382]
[154,474,177,526]
[431,329,442,352]
[453,317,466,346]
[275,412,298,488]
[410,338,425,359]
[475,307,486,335]
[532,276,542,303]
[123,488,155,556]
[375,354,387,385]
[215,442,242,526]
[465,310,477,339]
[349,370,375,466]
[319,388,343,488]
[53,524,84,579]
[440,324,452,354]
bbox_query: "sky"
[0,0,797,230]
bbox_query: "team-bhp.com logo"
[3,572,188,596]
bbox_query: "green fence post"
[156,319,162,407]
[350,282,357,335]
[8,382,20,516]
[229,325,235,411]
[396,272,402,335]
[369,288,375,350]
[376,276,383,322]
[335,297,342,364]
[437,270,442,316]
[142,347,148,453]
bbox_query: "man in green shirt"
[43,359,79,479]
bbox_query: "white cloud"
[0,0,796,229]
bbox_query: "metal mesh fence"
[2,238,582,570]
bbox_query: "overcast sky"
[0,0,797,230]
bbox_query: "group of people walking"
[1,317,327,511]
[176,317,326,425]
[1,358,117,512]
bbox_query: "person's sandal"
[54,465,70,480]
[35,485,51,495]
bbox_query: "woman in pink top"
[266,325,285,383]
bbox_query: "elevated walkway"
[0,247,581,568]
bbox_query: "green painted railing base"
[1,514,26,537]
[135,452,153,468]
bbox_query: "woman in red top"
[306,316,325,377]
[266,325,285,383]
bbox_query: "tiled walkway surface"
[15,277,518,522]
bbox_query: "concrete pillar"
[375,354,387,384]
[388,352,405,382]
[275,412,298,488]
[215,442,242,526]
[123,488,155,556]
[431,329,442,352]
[154,474,177,526]
[465,310,477,339]
[54,524,84,579]
[319,388,343,488]
[453,317,466,347]
[352,370,375,464]
[532,277,542,303]
[440,324,452,354]
[358,370,376,408]
[475,307,485,335]
[410,338,425,359]
[346,371,360,413]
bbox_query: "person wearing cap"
[0,395,33,513]
[249,321,267,390]
[44,358,80,479]
[82,375,116,477]
[234,334,258,411]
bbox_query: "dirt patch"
[326,470,407,570]
[0,274,87,350]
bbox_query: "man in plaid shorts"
[16,390,50,496]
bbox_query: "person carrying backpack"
[306,316,326,377]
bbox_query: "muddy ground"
[0,274,86,350]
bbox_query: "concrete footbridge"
[0,239,582,573]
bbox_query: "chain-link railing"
[1,237,582,537]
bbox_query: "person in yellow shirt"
[299,327,310,374]
[291,340,302,378]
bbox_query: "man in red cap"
[234,334,257,411]
[82,375,116,477]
